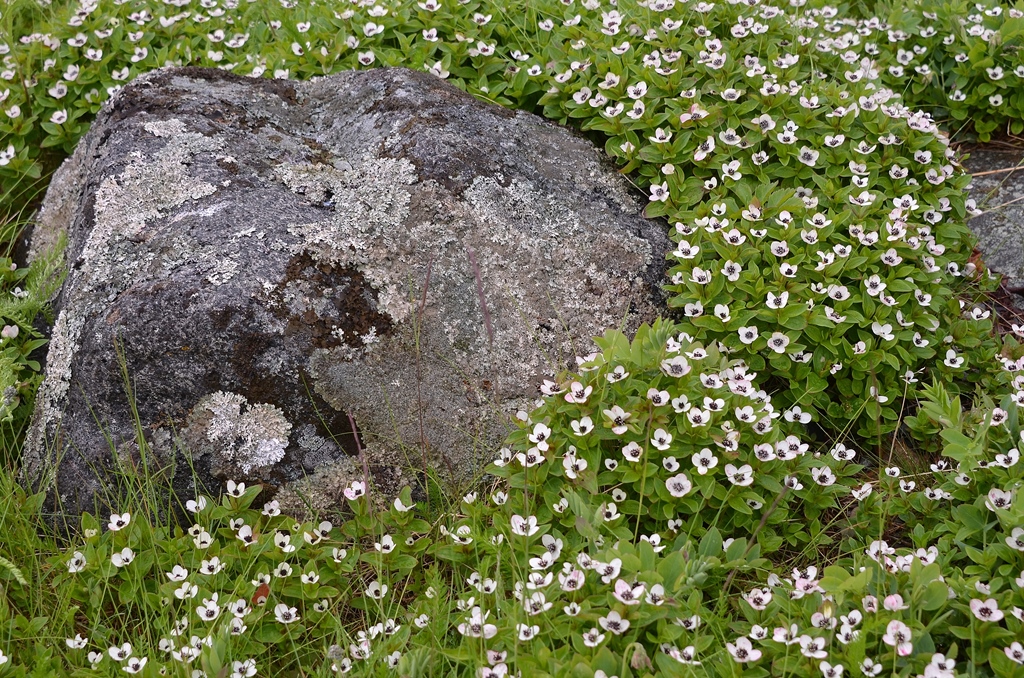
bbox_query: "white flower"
[798,147,819,166]
[767,332,790,353]
[986,488,1012,510]
[691,448,718,475]
[197,594,221,621]
[232,658,258,677]
[108,643,132,661]
[944,349,965,368]
[738,326,759,344]
[458,607,497,638]
[193,530,213,549]
[111,547,135,568]
[602,405,632,434]
[881,620,913,656]
[175,582,198,600]
[727,637,761,662]
[343,480,366,500]
[649,428,672,451]
[970,598,1004,622]
[571,416,594,435]
[598,610,630,635]
[1006,527,1024,551]
[66,633,88,649]
[725,463,753,486]
[666,473,692,497]
[108,513,130,531]
[167,565,188,581]
[274,603,300,624]
[67,551,86,573]
[649,181,670,202]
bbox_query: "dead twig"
[971,165,1024,178]
[975,193,1024,217]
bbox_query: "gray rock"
[964,146,1024,308]
[22,66,671,520]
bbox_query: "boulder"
[963,147,1024,314]
[23,66,671,521]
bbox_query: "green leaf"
[697,527,722,557]
[917,581,949,611]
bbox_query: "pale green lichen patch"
[25,120,226,475]
[182,391,293,475]
[273,152,660,485]
[273,158,419,325]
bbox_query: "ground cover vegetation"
[0,0,1023,675]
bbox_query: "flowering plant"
[1,0,1024,676]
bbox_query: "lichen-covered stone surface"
[964,146,1024,307]
[22,66,671,520]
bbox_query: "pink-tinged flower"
[773,624,800,645]
[743,587,772,610]
[726,637,762,662]
[612,579,645,605]
[986,488,1013,511]
[564,382,592,404]
[820,660,844,678]
[523,591,552,616]
[724,463,753,486]
[669,645,700,664]
[799,635,827,658]
[883,594,908,611]
[665,473,693,498]
[970,598,1004,622]
[510,515,539,537]
[343,481,366,501]
[661,355,691,377]
[1006,642,1024,664]
[559,569,585,592]
[881,620,913,656]
[538,379,563,396]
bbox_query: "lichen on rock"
[24,67,671,519]
[188,391,293,475]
